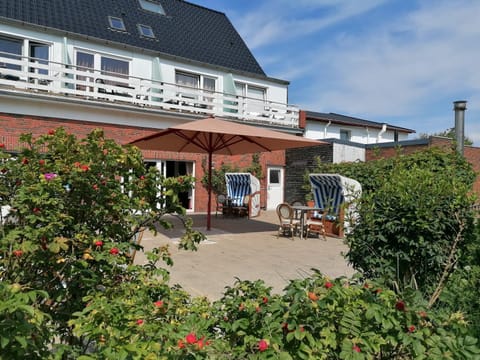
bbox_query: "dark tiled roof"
[305,111,415,134]
[0,0,266,76]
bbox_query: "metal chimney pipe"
[453,100,467,156]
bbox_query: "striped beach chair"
[225,173,261,218]
[309,174,362,235]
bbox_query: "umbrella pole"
[207,151,213,231]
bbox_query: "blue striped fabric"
[225,173,252,206]
[309,174,345,218]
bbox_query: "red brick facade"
[0,113,285,212]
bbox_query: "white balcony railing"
[0,52,299,128]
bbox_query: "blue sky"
[193,0,480,144]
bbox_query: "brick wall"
[0,112,285,212]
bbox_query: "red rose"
[395,300,406,312]
[258,339,268,352]
[255,306,261,313]
[136,319,144,326]
[140,175,145,180]
[196,337,205,350]
[154,300,164,308]
[33,207,40,214]
[185,332,197,344]
[353,345,361,353]
[39,159,45,166]
[48,129,55,135]
[325,281,333,289]
[73,162,81,168]
[109,247,119,255]
[94,240,103,247]
[262,296,268,304]
[178,339,185,349]
[12,249,23,257]
[92,184,99,191]
[408,325,416,333]
[22,157,29,165]
[0,143,5,148]
[81,164,90,172]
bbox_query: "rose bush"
[0,128,202,354]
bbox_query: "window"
[75,50,130,90]
[29,42,49,75]
[394,130,399,142]
[176,72,199,89]
[340,129,351,141]
[175,71,216,97]
[108,16,126,31]
[234,82,267,114]
[234,82,266,100]
[0,35,22,70]
[138,24,155,38]
[138,0,165,14]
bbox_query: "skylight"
[108,16,126,31]
[138,24,155,38]
[138,0,165,15]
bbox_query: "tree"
[419,127,473,145]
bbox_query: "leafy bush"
[65,273,480,359]
[309,148,476,298]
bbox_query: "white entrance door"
[267,166,284,210]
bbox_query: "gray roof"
[305,111,415,134]
[0,0,266,77]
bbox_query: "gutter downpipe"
[377,124,387,143]
[324,120,331,138]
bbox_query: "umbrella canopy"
[130,117,325,230]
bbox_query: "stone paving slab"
[134,210,355,300]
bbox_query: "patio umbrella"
[130,116,325,230]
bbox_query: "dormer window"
[138,24,155,38]
[138,0,165,15]
[108,16,126,31]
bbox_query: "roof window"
[108,16,126,31]
[138,24,155,38]
[138,0,165,14]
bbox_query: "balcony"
[0,52,299,128]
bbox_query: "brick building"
[0,0,298,212]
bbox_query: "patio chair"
[276,203,301,240]
[305,210,327,240]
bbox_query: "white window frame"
[108,16,126,31]
[138,24,155,38]
[138,0,165,14]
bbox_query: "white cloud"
[233,0,387,49]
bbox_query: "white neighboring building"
[300,111,415,162]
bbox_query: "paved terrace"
[135,210,355,300]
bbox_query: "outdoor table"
[291,205,323,240]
